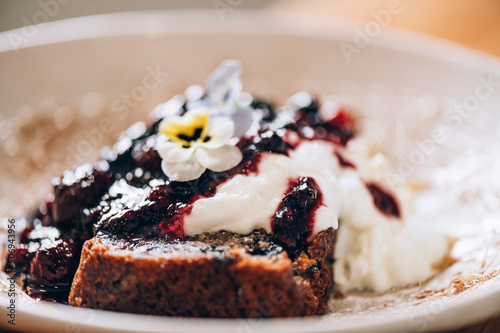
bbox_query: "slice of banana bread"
[69,228,334,317]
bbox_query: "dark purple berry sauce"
[4,91,398,303]
[335,151,356,169]
[272,177,323,256]
[365,183,400,218]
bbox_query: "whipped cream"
[184,140,340,237]
[183,139,450,292]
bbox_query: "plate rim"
[1,9,500,70]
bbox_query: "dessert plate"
[1,10,500,333]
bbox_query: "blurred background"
[1,0,499,57]
[0,0,274,31]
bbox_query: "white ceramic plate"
[1,10,500,333]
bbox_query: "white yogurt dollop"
[183,139,450,292]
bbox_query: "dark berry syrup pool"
[4,92,399,303]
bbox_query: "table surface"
[268,0,500,58]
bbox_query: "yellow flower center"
[160,109,211,147]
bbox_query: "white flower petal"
[207,60,242,94]
[156,141,195,163]
[220,79,242,114]
[204,117,235,149]
[232,106,253,137]
[161,156,206,182]
[206,60,242,113]
[196,145,242,172]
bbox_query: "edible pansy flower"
[187,60,253,137]
[156,107,243,182]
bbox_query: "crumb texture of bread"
[69,229,334,317]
